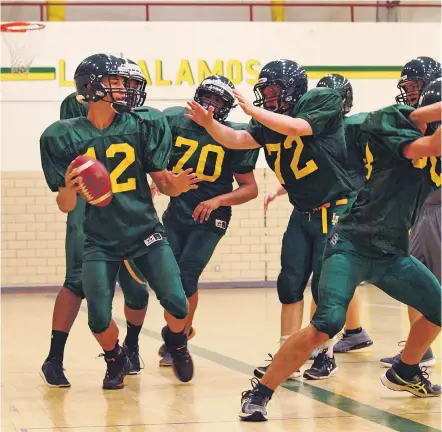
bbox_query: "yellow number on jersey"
[84,143,136,194]
[412,156,441,187]
[171,136,225,182]
[265,136,318,184]
[171,137,198,174]
[364,143,374,180]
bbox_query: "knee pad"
[87,299,112,334]
[311,305,347,339]
[160,292,188,320]
[277,271,305,304]
[124,289,149,311]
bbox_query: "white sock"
[311,347,320,359]
[318,338,336,358]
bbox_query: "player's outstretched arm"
[184,101,260,150]
[264,183,287,212]
[410,101,442,124]
[56,163,82,213]
[233,89,312,137]
[192,172,258,223]
[150,168,201,197]
[403,125,441,159]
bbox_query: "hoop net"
[1,22,45,74]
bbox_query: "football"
[71,155,113,207]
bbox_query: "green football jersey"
[344,112,369,191]
[162,106,259,232]
[247,87,354,211]
[40,108,171,261]
[60,92,88,120]
[337,104,441,256]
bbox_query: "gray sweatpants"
[410,190,441,284]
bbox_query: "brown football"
[71,155,113,207]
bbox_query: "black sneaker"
[303,350,338,380]
[165,330,194,383]
[239,378,270,422]
[123,343,144,375]
[380,342,436,368]
[381,366,441,398]
[40,357,71,388]
[159,352,173,367]
[254,354,300,380]
[101,345,128,390]
[158,326,196,358]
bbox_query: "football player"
[41,59,150,388]
[40,53,200,389]
[380,57,441,368]
[239,79,442,421]
[186,59,357,380]
[153,75,259,366]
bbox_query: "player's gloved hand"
[150,182,161,199]
[193,197,221,223]
[185,101,215,128]
[173,168,202,194]
[233,89,256,116]
[264,190,278,212]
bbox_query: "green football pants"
[277,197,354,305]
[64,197,148,308]
[311,230,442,338]
[164,222,224,298]
[82,242,186,334]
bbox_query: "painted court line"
[29,297,437,432]
[115,316,438,432]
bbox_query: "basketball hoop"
[1,22,45,74]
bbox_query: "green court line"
[0,67,56,73]
[125,321,439,432]
[62,300,439,432]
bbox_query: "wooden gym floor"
[1,285,441,432]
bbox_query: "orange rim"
[1,22,45,33]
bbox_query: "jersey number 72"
[265,136,318,184]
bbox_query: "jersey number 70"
[171,136,225,182]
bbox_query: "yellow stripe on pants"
[47,0,65,21]
[123,260,146,285]
[271,0,285,22]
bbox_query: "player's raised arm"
[404,80,441,159]
[403,125,441,159]
[184,101,260,150]
[410,101,442,124]
[233,89,313,137]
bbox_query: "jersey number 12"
[85,143,136,194]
